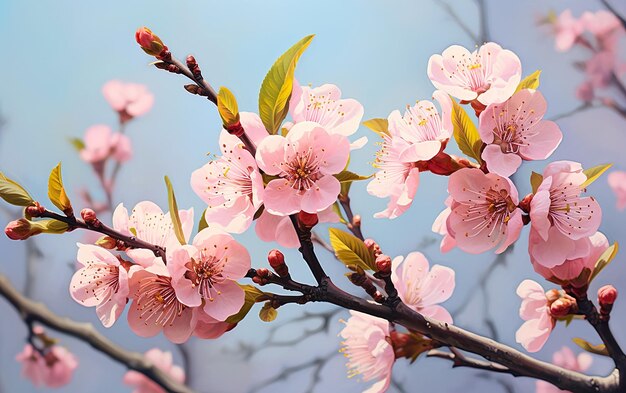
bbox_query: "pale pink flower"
[479,89,562,177]
[530,161,601,261]
[191,114,265,233]
[428,42,522,105]
[340,311,394,393]
[80,125,133,164]
[446,168,523,254]
[530,230,608,283]
[123,348,184,393]
[113,201,194,267]
[70,243,140,327]
[582,10,624,51]
[554,10,584,52]
[103,80,154,118]
[432,197,456,253]
[168,228,250,321]
[127,261,196,343]
[536,347,592,393]
[515,280,555,352]
[608,171,626,210]
[391,252,455,324]
[16,344,78,388]
[255,122,350,215]
[586,51,617,88]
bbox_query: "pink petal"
[263,179,304,216]
[255,135,287,175]
[300,175,341,213]
[202,280,245,321]
[482,144,522,178]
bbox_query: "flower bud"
[549,298,573,317]
[135,27,166,57]
[598,285,618,306]
[24,202,45,219]
[297,211,318,230]
[256,268,269,278]
[375,254,392,274]
[268,249,289,277]
[545,289,561,303]
[80,208,97,224]
[519,193,533,214]
[364,238,382,257]
[96,236,117,249]
[5,219,40,240]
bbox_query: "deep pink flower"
[391,252,455,324]
[16,344,78,388]
[479,89,562,177]
[113,201,194,267]
[123,348,184,393]
[80,125,133,164]
[446,168,523,254]
[428,42,522,105]
[515,280,555,352]
[103,80,154,118]
[168,228,250,321]
[339,311,394,393]
[255,205,338,248]
[127,261,196,343]
[255,122,350,215]
[191,114,265,233]
[608,171,626,210]
[553,10,584,52]
[536,347,592,393]
[432,197,456,253]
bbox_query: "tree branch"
[427,348,514,375]
[600,0,626,31]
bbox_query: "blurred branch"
[435,0,490,44]
[600,0,626,31]
[0,273,194,393]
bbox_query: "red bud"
[5,219,39,240]
[375,254,392,274]
[598,285,618,306]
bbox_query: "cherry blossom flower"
[391,252,455,324]
[80,125,133,164]
[446,168,523,254]
[16,344,78,388]
[167,228,250,321]
[255,121,350,215]
[427,42,522,106]
[515,280,555,352]
[70,243,140,327]
[190,115,266,234]
[113,201,194,267]
[553,10,584,52]
[479,89,562,177]
[608,171,626,210]
[102,80,154,119]
[123,348,184,393]
[582,10,624,51]
[339,311,394,393]
[127,261,195,343]
[432,197,456,253]
[536,347,592,393]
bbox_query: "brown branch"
[164,56,217,105]
[427,348,514,375]
[0,274,194,393]
[338,194,364,241]
[600,0,626,32]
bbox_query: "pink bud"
[268,249,289,277]
[549,298,572,317]
[80,208,97,224]
[545,289,561,303]
[25,202,45,218]
[5,219,38,240]
[598,285,618,306]
[135,27,166,57]
[96,236,117,249]
[375,254,392,274]
[297,211,319,230]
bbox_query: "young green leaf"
[217,86,240,127]
[581,164,612,189]
[572,337,609,356]
[68,137,85,151]
[589,242,619,283]
[451,99,483,164]
[362,118,390,138]
[332,202,348,225]
[225,285,266,324]
[198,208,209,232]
[530,171,543,194]
[515,70,541,93]
[164,176,186,245]
[329,228,376,271]
[258,35,314,135]
[48,162,72,213]
[0,172,35,207]
[334,170,373,183]
[259,302,278,322]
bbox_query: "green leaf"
[329,228,376,271]
[68,137,85,151]
[362,118,389,138]
[225,285,265,324]
[164,176,186,245]
[332,202,347,225]
[0,172,35,207]
[515,70,542,93]
[340,181,352,198]
[334,170,372,183]
[48,163,72,213]
[581,164,612,189]
[451,99,483,164]
[28,219,70,235]
[198,208,209,232]
[590,242,619,283]
[530,171,543,194]
[258,35,314,135]
[259,302,278,322]
[572,337,609,356]
[261,173,280,186]
[217,86,240,127]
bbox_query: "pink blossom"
[123,348,184,393]
[554,10,584,52]
[576,81,594,103]
[530,230,608,283]
[586,51,617,88]
[479,89,562,177]
[113,201,194,267]
[168,228,250,321]
[80,125,133,164]
[102,80,154,118]
[190,114,266,233]
[428,42,522,106]
[391,252,455,324]
[582,10,624,50]
[16,344,78,388]
[339,311,394,393]
[536,347,592,393]
[529,161,601,261]
[255,122,350,215]
[432,197,456,253]
[446,168,523,254]
[193,309,234,339]
[608,171,626,210]
[127,261,196,343]
[515,280,555,352]
[70,244,139,327]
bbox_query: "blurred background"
[0,0,625,392]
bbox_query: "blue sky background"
[1,1,625,392]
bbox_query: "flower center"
[184,254,225,302]
[136,275,186,327]
[284,149,322,191]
